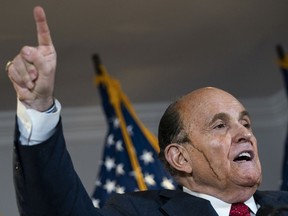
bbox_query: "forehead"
[178,88,248,125]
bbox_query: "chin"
[237,166,262,186]
[231,168,261,187]
[238,174,262,188]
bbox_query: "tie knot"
[229,203,250,216]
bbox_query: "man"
[7,6,288,216]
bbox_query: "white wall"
[0,91,288,216]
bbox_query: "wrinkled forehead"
[178,87,247,125]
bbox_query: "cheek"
[191,141,231,182]
[194,138,230,168]
[190,132,231,164]
[252,137,258,151]
[203,139,232,173]
[206,137,230,157]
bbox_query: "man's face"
[179,88,262,195]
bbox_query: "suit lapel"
[159,190,219,216]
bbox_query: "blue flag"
[277,45,288,191]
[91,55,177,207]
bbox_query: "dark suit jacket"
[13,119,288,216]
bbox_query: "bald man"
[7,6,288,216]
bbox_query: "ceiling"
[1,0,288,111]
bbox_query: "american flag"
[277,45,288,191]
[91,55,177,207]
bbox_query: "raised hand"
[6,6,56,111]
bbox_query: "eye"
[243,122,251,129]
[241,119,251,129]
[213,123,226,129]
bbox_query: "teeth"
[238,152,251,158]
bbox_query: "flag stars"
[115,185,125,194]
[104,157,116,171]
[144,173,156,186]
[92,198,100,208]
[127,125,134,135]
[107,134,115,146]
[103,179,116,194]
[116,140,123,151]
[113,118,120,128]
[95,179,101,187]
[161,177,176,190]
[129,171,136,178]
[140,150,154,165]
[116,163,125,176]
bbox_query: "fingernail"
[22,47,31,56]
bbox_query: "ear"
[164,143,192,174]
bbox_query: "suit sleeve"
[13,118,102,216]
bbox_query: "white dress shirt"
[17,99,61,145]
[183,186,259,216]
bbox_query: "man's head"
[158,87,262,203]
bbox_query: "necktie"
[229,203,250,216]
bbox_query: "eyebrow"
[239,110,251,120]
[209,110,251,126]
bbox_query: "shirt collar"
[183,186,258,216]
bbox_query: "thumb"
[21,46,48,76]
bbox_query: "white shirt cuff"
[17,99,61,146]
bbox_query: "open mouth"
[233,151,254,162]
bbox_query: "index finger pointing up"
[33,6,53,46]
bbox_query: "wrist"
[20,96,55,112]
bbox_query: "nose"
[232,124,252,144]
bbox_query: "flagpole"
[92,54,103,75]
[91,54,176,207]
[92,54,148,190]
[276,45,285,60]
